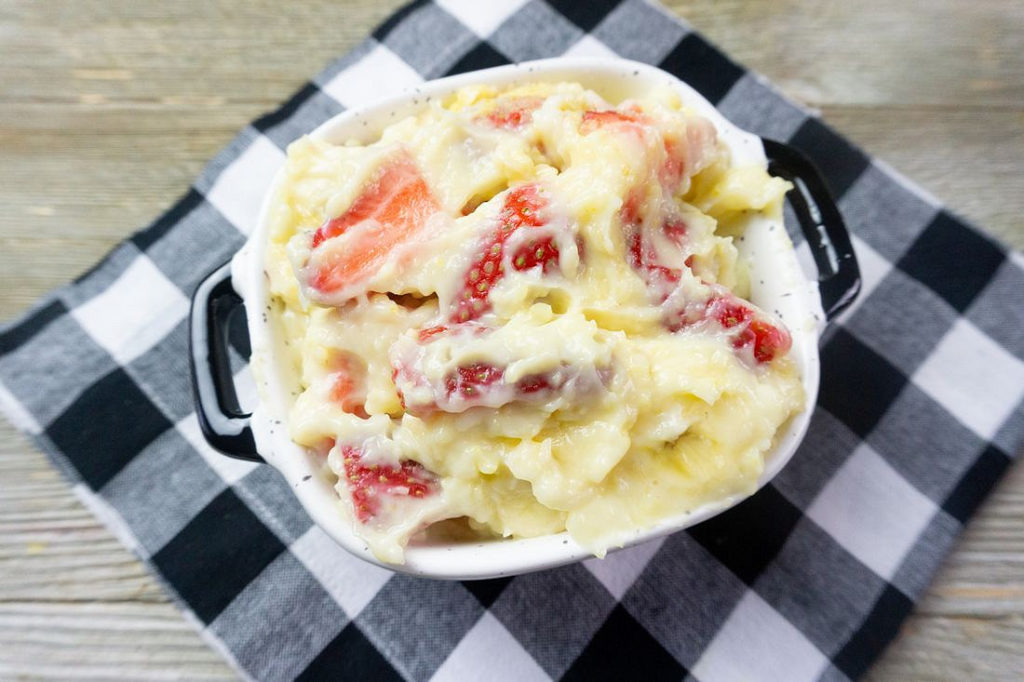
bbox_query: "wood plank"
[0,602,234,681]
[664,0,1024,108]
[867,613,1024,681]
[822,106,1024,250]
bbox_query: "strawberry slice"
[444,362,504,399]
[451,184,558,323]
[417,324,449,343]
[621,191,689,303]
[390,325,607,416]
[733,318,792,364]
[306,150,440,297]
[660,137,685,189]
[328,356,370,419]
[440,362,556,403]
[480,97,543,130]
[707,296,753,330]
[392,328,565,415]
[580,109,643,134]
[626,230,682,301]
[662,118,719,192]
[516,374,553,394]
[677,293,792,365]
[339,445,438,523]
[394,359,570,416]
[585,112,715,193]
[620,194,790,364]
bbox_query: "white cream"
[264,81,804,563]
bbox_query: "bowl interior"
[232,57,823,579]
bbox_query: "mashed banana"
[263,81,804,563]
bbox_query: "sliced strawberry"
[414,321,489,345]
[306,151,440,297]
[736,319,792,364]
[707,296,753,329]
[390,365,407,411]
[396,360,572,416]
[438,362,557,402]
[443,362,504,399]
[664,217,688,243]
[584,110,714,192]
[329,358,370,419]
[329,372,355,403]
[511,236,559,271]
[391,325,606,415]
[660,137,688,189]
[480,97,543,130]
[621,196,790,364]
[620,189,642,226]
[417,324,449,343]
[516,374,552,394]
[451,184,557,323]
[672,293,792,365]
[621,192,686,303]
[393,328,564,415]
[340,445,438,523]
[498,183,546,227]
[627,230,681,296]
[580,109,643,134]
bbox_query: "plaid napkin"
[2,1,1023,680]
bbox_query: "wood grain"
[1,1,1022,679]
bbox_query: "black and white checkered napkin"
[2,1,1023,680]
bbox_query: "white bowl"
[226,57,827,579]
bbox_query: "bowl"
[189,57,860,579]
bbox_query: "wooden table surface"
[1,1,1022,679]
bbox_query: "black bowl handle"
[761,138,861,321]
[188,262,262,462]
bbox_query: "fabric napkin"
[2,1,1023,680]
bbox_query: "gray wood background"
[1,1,1022,679]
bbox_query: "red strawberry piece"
[702,294,791,365]
[451,184,556,323]
[393,352,566,416]
[734,319,792,364]
[481,97,543,130]
[417,324,449,343]
[580,109,643,134]
[660,137,685,188]
[664,217,687,243]
[443,362,504,399]
[516,374,552,394]
[621,189,642,226]
[390,365,407,411]
[330,371,356,403]
[340,445,438,523]
[707,296,753,329]
[307,151,440,296]
[622,195,684,302]
[627,231,681,291]
[416,322,489,344]
[510,236,559,271]
[498,183,546,228]
[329,358,370,419]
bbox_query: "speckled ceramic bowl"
[190,57,860,579]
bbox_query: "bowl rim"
[231,56,824,580]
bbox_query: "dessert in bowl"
[190,57,858,579]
